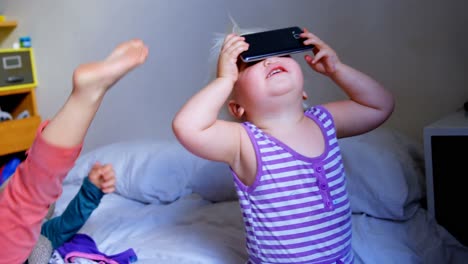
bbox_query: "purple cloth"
[57,233,137,264]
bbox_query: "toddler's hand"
[88,162,116,194]
[301,28,341,76]
[217,34,249,82]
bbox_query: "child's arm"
[301,29,394,138]
[172,34,249,165]
[40,162,115,249]
[0,39,148,264]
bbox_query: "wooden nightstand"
[424,110,468,246]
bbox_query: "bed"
[53,127,468,264]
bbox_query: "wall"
[2,0,468,153]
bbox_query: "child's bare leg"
[42,39,149,147]
[72,39,149,102]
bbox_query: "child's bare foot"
[72,39,149,102]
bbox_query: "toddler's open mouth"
[266,66,287,79]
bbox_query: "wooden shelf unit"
[0,20,17,44]
[0,21,18,28]
[0,86,41,156]
[0,20,41,157]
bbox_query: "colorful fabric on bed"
[57,234,137,263]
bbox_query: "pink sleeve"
[0,121,82,264]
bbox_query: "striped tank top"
[232,106,353,264]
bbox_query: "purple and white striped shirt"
[232,106,353,264]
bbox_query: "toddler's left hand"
[88,162,116,194]
[301,28,341,76]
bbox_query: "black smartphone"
[239,26,313,63]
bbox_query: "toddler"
[173,27,394,264]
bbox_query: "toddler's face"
[233,56,304,110]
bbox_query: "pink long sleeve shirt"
[0,122,82,264]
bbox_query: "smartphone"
[239,26,313,63]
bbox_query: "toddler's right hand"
[217,34,249,82]
[88,162,116,194]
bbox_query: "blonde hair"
[208,19,310,111]
[208,16,267,70]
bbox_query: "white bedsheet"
[352,210,468,264]
[54,184,468,264]
[54,185,247,264]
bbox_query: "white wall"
[2,0,468,153]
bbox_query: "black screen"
[240,27,313,62]
[431,135,468,246]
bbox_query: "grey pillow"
[339,127,425,220]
